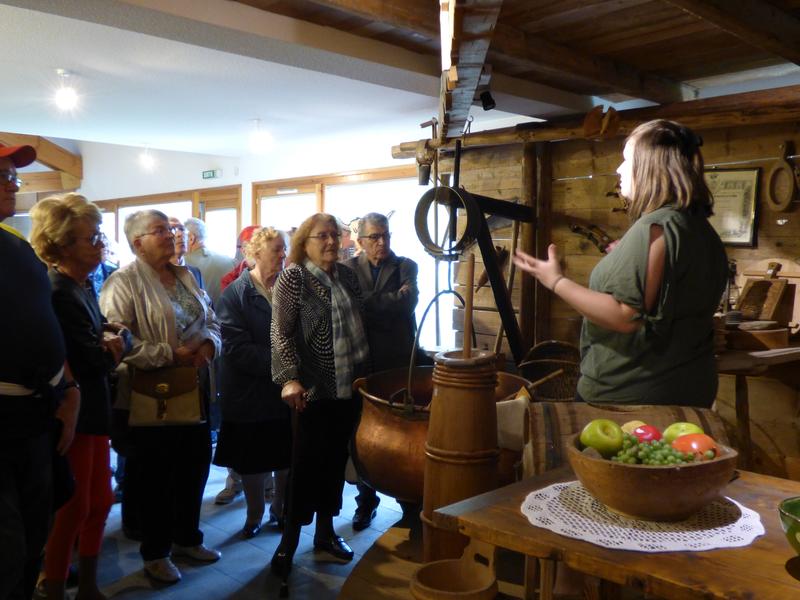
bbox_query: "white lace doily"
[520,481,764,553]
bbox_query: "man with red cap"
[0,143,81,599]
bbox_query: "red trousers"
[45,434,113,580]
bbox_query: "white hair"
[358,212,389,237]
[184,217,207,241]
[124,209,168,251]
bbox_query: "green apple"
[579,419,624,458]
[662,421,704,444]
[621,420,646,435]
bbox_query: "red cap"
[238,225,261,244]
[0,144,36,168]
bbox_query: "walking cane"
[279,396,303,598]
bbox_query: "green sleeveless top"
[578,206,728,407]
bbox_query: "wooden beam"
[392,83,800,157]
[490,23,690,104]
[306,0,437,38]
[307,0,684,108]
[0,132,82,179]
[19,171,80,194]
[664,0,800,65]
[440,0,503,138]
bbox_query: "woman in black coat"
[213,227,291,538]
[29,194,129,600]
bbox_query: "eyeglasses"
[360,232,391,243]
[138,226,175,239]
[0,171,22,188]
[308,231,340,242]
[74,232,106,247]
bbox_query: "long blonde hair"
[625,119,712,221]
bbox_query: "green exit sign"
[202,169,222,179]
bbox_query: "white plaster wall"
[75,130,415,226]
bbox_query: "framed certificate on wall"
[705,168,759,247]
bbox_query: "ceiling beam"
[392,83,800,157]
[664,0,800,65]
[440,1,504,138]
[20,171,81,194]
[309,0,689,104]
[0,132,83,179]
[489,23,691,104]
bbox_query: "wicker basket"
[522,340,580,363]
[518,359,580,403]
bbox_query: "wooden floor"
[338,516,423,600]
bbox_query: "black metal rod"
[449,140,462,249]
[476,218,525,364]
[470,192,536,222]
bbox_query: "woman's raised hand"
[513,244,564,290]
[281,380,308,412]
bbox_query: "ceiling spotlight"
[480,90,496,111]
[54,69,78,111]
[248,119,273,155]
[139,147,155,171]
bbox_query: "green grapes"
[610,433,695,466]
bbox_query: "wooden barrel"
[422,350,499,562]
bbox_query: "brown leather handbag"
[128,366,205,426]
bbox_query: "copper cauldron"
[352,366,530,504]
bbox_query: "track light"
[480,90,496,111]
[54,69,79,111]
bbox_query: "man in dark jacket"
[0,143,80,600]
[345,212,419,529]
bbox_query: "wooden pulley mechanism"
[765,141,798,212]
[413,140,535,365]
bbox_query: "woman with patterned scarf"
[270,213,369,577]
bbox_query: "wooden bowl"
[567,434,738,521]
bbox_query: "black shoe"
[241,522,262,539]
[313,535,354,561]
[352,497,380,531]
[270,548,292,578]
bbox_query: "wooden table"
[434,467,800,600]
[717,347,800,469]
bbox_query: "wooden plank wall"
[442,145,525,358]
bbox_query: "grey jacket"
[345,252,418,373]
[185,247,236,307]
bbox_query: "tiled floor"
[90,462,405,599]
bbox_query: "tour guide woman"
[514,119,728,407]
[270,213,369,575]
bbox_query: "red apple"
[632,424,662,442]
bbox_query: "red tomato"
[633,424,662,442]
[671,433,719,460]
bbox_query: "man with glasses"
[345,212,419,530]
[0,143,81,599]
[169,218,204,289]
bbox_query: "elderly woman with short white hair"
[99,209,221,585]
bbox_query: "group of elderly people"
[21,192,417,591]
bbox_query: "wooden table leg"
[523,556,538,600]
[735,373,752,470]
[538,558,556,600]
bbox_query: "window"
[326,179,452,350]
[259,193,317,234]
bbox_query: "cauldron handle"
[405,289,476,414]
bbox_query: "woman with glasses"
[270,213,369,578]
[99,210,221,585]
[29,194,130,600]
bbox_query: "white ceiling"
[0,1,551,158]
